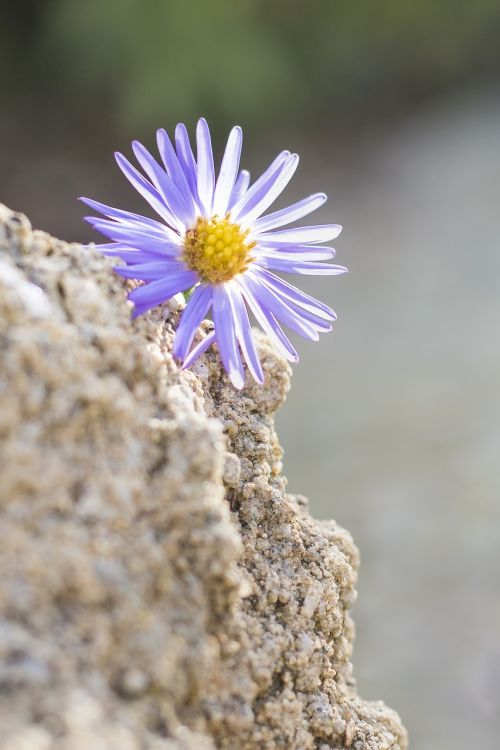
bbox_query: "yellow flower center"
[182,215,256,284]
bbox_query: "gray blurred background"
[1,2,499,747]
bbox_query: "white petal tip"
[114,151,127,167]
[229,372,245,390]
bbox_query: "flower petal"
[99,247,167,264]
[238,276,299,362]
[252,266,336,322]
[228,170,250,210]
[229,150,290,220]
[254,245,335,261]
[252,193,327,233]
[157,128,197,213]
[114,260,186,281]
[175,122,199,200]
[226,283,264,384]
[243,271,320,341]
[212,126,243,217]
[172,284,213,361]
[196,118,215,217]
[85,218,181,255]
[128,270,197,316]
[180,330,216,370]
[255,257,347,275]
[85,215,175,241]
[255,275,332,332]
[236,154,299,227]
[115,151,184,232]
[231,152,296,224]
[212,285,245,389]
[79,197,169,233]
[255,224,343,244]
[253,267,334,330]
[132,141,195,228]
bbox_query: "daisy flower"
[81,118,346,389]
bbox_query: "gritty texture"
[0,203,407,750]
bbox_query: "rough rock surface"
[0,203,407,750]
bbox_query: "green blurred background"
[2,2,500,748]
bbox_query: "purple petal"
[128,270,197,316]
[212,285,245,389]
[236,154,299,227]
[254,245,335,261]
[99,247,167,264]
[212,126,243,217]
[196,118,215,216]
[255,224,343,244]
[252,193,327,233]
[250,266,334,331]
[175,123,199,201]
[237,277,299,362]
[230,150,291,223]
[254,274,332,332]
[228,170,250,210]
[114,260,186,281]
[252,266,336,321]
[226,283,264,384]
[254,257,347,275]
[180,330,216,370]
[242,272,320,341]
[85,218,181,256]
[85,214,177,241]
[79,197,170,233]
[132,141,195,227]
[172,284,213,361]
[115,151,185,232]
[156,128,197,212]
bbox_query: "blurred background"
[1,2,499,747]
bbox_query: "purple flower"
[81,118,346,389]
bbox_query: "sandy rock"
[0,203,407,749]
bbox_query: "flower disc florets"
[183,215,256,284]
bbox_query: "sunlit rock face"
[0,203,407,750]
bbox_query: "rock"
[0,203,407,749]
